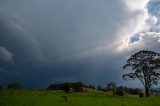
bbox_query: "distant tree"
[116,86,142,95]
[8,82,21,90]
[126,88,141,95]
[47,83,63,90]
[123,50,160,97]
[72,82,85,92]
[139,92,145,98]
[107,82,116,96]
[115,88,124,96]
[63,84,70,92]
[0,85,3,90]
[116,86,124,91]
[151,88,160,93]
[88,85,95,90]
[97,85,103,91]
[0,85,3,95]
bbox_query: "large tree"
[123,50,160,97]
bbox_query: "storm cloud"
[0,0,159,88]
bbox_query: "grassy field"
[0,90,160,106]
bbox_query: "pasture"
[0,90,160,106]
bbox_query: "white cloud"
[116,0,159,52]
[0,47,14,63]
[132,32,160,48]
[118,32,160,58]
[123,0,149,11]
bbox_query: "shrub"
[61,96,68,101]
[139,92,145,98]
[47,82,87,92]
[115,89,125,96]
[63,84,70,92]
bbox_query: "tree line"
[0,50,160,98]
[0,82,21,90]
[0,81,159,97]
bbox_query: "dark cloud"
[0,0,130,61]
[0,0,159,88]
[0,9,43,65]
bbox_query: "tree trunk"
[145,87,150,97]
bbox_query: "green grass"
[0,90,160,106]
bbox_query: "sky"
[0,0,160,88]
